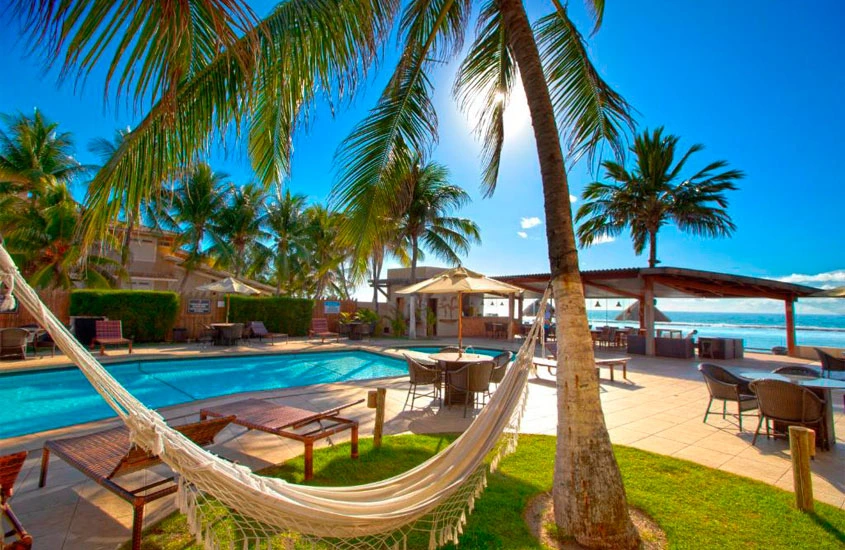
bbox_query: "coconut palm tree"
[0,183,122,288]
[303,205,350,299]
[158,163,230,289]
[576,127,742,268]
[211,182,271,277]
[0,109,88,201]
[391,156,480,337]
[14,1,641,546]
[265,187,311,295]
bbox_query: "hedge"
[69,290,180,343]
[228,296,314,336]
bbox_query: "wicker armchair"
[814,348,845,378]
[489,352,511,387]
[0,328,28,360]
[439,346,462,354]
[446,361,494,418]
[749,379,827,450]
[698,363,758,430]
[772,365,820,377]
[403,355,441,410]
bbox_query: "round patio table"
[740,371,845,447]
[429,352,488,406]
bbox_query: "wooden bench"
[533,356,630,382]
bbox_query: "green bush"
[70,290,180,342]
[228,296,314,336]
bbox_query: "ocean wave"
[651,321,845,333]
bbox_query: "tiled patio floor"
[0,338,842,549]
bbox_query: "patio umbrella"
[615,301,671,323]
[196,277,261,322]
[394,267,522,348]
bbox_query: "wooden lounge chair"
[0,329,28,360]
[309,318,339,343]
[199,398,363,481]
[39,416,234,550]
[1,451,33,550]
[92,320,133,356]
[247,321,288,345]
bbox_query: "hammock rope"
[0,242,552,549]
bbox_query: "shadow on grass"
[807,511,845,544]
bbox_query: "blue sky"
[1,1,843,313]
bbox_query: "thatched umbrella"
[615,301,671,323]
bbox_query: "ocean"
[584,310,845,352]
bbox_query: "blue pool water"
[0,351,407,439]
[400,346,505,357]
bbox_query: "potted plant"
[338,312,355,336]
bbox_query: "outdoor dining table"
[210,323,239,345]
[739,371,845,448]
[428,352,489,406]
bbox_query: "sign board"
[187,299,211,314]
[324,301,341,314]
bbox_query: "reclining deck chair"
[247,321,289,345]
[39,416,234,550]
[200,398,363,481]
[0,329,28,360]
[1,451,32,550]
[92,320,133,356]
[309,318,339,343]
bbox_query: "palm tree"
[0,184,121,288]
[211,182,270,277]
[0,109,88,201]
[303,205,350,300]
[15,1,641,546]
[392,157,480,338]
[265,187,311,295]
[576,127,742,268]
[158,163,230,289]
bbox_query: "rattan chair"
[1,451,32,549]
[489,352,511,388]
[403,355,441,410]
[0,329,28,360]
[439,346,462,354]
[749,379,827,450]
[772,365,821,377]
[446,361,494,418]
[698,363,758,430]
[814,348,845,378]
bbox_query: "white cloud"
[517,231,528,239]
[776,269,845,288]
[592,235,615,245]
[520,217,541,229]
[570,195,577,203]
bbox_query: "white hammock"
[0,243,549,549]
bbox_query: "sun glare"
[503,85,530,136]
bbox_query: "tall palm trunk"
[497,0,639,547]
[371,254,383,314]
[120,207,137,271]
[648,229,657,267]
[408,237,418,339]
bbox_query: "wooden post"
[507,294,515,340]
[785,298,797,356]
[789,426,814,512]
[368,388,387,449]
[643,278,655,356]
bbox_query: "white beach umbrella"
[196,277,261,322]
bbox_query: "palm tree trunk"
[371,256,382,314]
[496,1,639,547]
[648,229,657,268]
[409,238,418,339]
[120,207,137,271]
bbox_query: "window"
[130,279,154,290]
[130,239,157,263]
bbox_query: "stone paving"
[0,337,842,549]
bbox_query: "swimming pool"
[399,346,506,357]
[0,351,407,439]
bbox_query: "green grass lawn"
[131,434,845,549]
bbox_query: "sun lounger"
[92,320,133,356]
[0,328,28,360]
[199,398,363,480]
[533,356,630,381]
[1,451,33,549]
[247,321,289,345]
[39,416,233,550]
[309,318,339,343]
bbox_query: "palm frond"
[535,7,633,168]
[453,1,515,196]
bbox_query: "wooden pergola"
[494,267,820,356]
